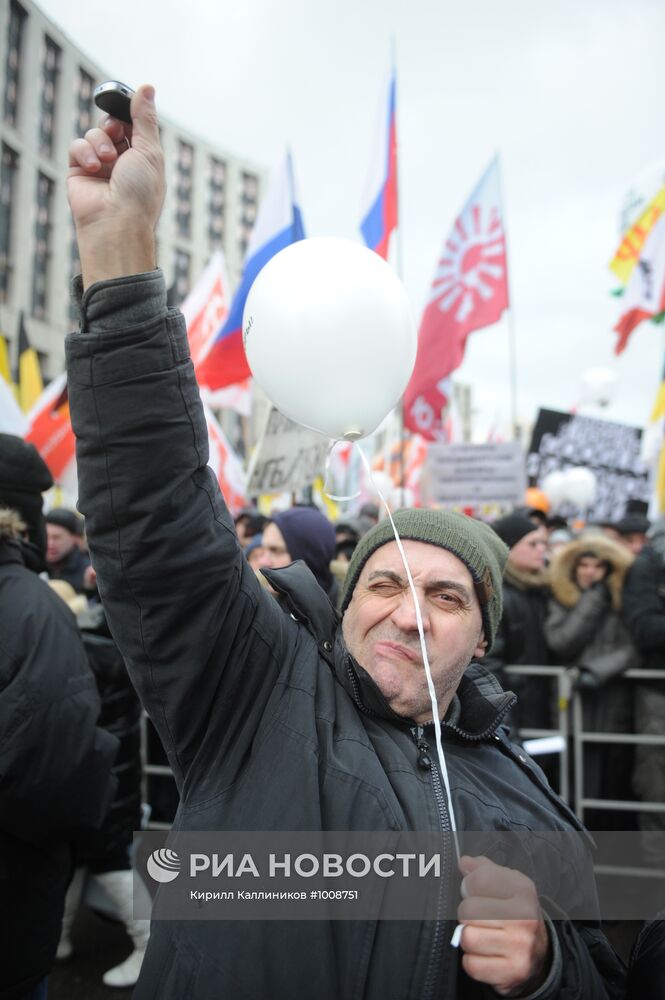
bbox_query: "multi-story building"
[0,0,264,383]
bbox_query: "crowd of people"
[2,83,664,999]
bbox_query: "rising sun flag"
[403,157,509,440]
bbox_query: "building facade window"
[32,172,54,319]
[3,0,27,127]
[175,140,194,239]
[39,35,61,158]
[74,67,95,137]
[0,144,19,303]
[208,156,226,250]
[173,248,191,305]
[238,171,259,259]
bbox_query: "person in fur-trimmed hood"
[545,533,640,826]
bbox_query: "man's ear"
[474,629,488,659]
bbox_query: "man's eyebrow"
[367,570,405,584]
[366,570,472,601]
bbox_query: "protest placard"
[422,442,526,506]
[526,409,649,520]
[247,408,330,496]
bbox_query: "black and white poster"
[527,409,649,521]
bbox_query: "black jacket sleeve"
[623,548,665,654]
[627,915,665,999]
[66,270,296,793]
[0,567,117,845]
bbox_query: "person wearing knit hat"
[482,511,554,766]
[0,432,53,570]
[341,509,507,652]
[45,506,93,595]
[260,505,338,602]
[339,510,508,724]
[613,511,651,556]
[46,505,85,536]
[61,98,626,1000]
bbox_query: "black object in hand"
[93,81,135,124]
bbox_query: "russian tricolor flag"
[359,66,398,261]
[196,152,305,390]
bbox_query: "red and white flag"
[204,404,247,514]
[24,373,77,485]
[181,250,253,416]
[181,250,232,369]
[404,157,509,440]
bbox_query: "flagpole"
[391,36,408,504]
[497,154,519,441]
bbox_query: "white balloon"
[561,467,597,509]
[541,471,567,508]
[242,238,417,440]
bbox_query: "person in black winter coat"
[622,518,665,868]
[482,513,553,734]
[55,601,151,989]
[64,90,626,1000]
[0,434,117,1000]
[627,910,665,999]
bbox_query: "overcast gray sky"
[40,0,665,439]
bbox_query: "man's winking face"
[342,540,487,724]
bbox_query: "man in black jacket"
[622,519,665,867]
[0,435,118,1000]
[64,86,625,1000]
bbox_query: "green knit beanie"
[340,509,509,650]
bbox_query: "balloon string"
[353,447,461,855]
[322,438,362,502]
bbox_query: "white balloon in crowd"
[541,471,568,508]
[561,467,597,509]
[242,238,417,440]
[541,467,597,510]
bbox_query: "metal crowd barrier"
[503,665,573,801]
[570,667,665,823]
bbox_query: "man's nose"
[390,591,430,633]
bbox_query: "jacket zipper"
[413,724,451,1000]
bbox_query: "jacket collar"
[343,652,515,739]
[0,536,25,568]
[0,537,46,573]
[504,562,549,593]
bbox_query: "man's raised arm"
[68,84,163,288]
[65,87,288,789]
